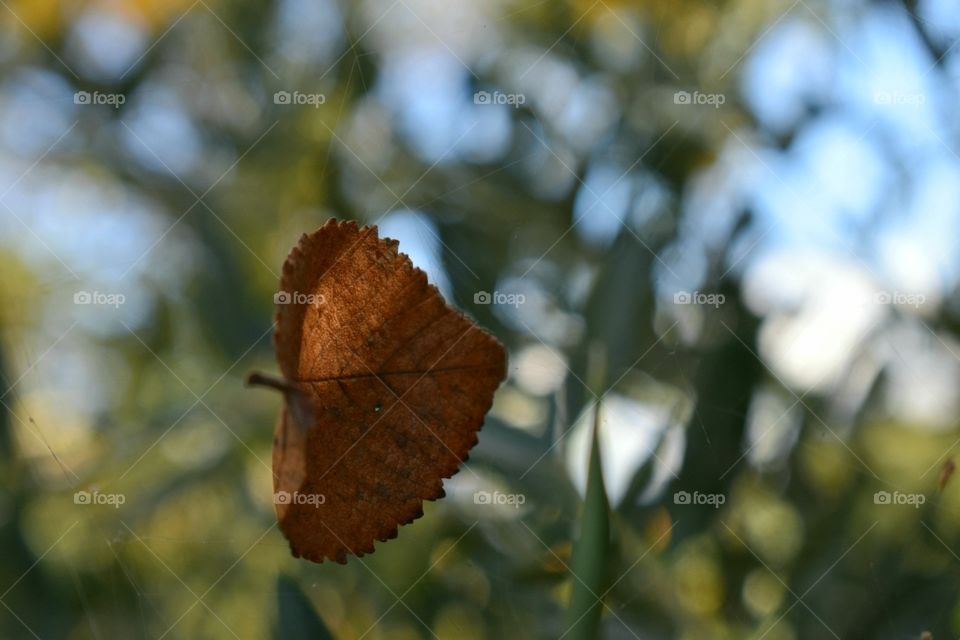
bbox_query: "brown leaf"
[248,219,507,563]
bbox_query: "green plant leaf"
[565,346,612,640]
[273,574,334,640]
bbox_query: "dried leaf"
[249,219,507,563]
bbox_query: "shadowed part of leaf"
[274,574,334,640]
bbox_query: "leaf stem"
[246,371,297,393]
